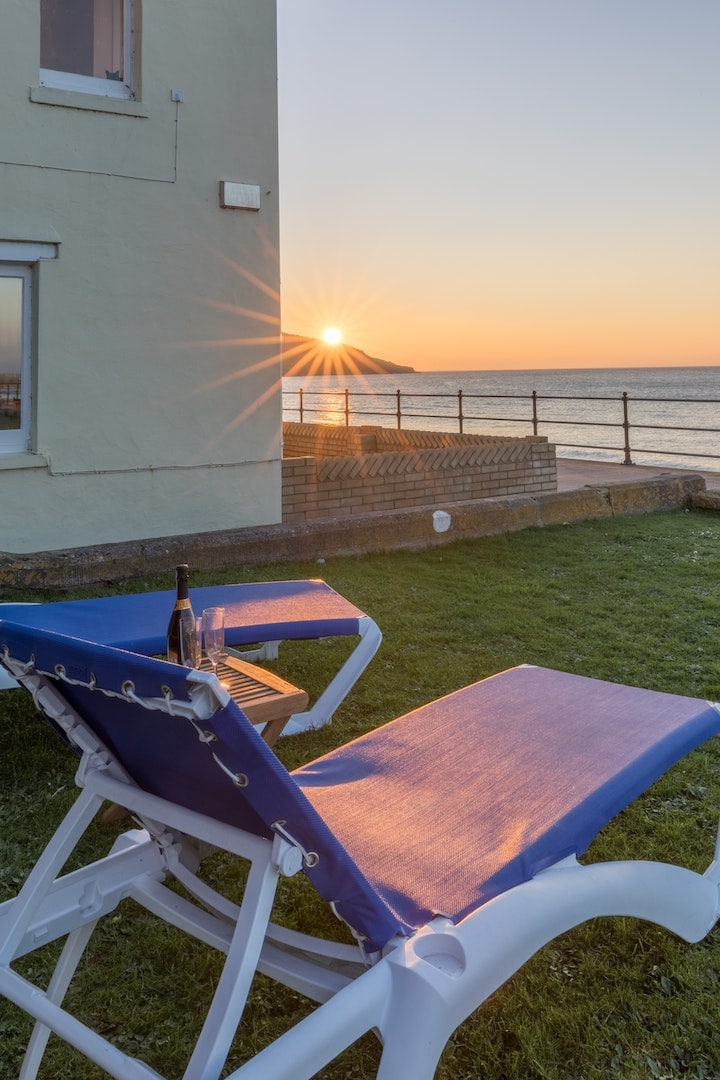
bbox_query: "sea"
[283,366,720,474]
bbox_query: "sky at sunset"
[276,1,719,371]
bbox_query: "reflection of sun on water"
[322,327,342,345]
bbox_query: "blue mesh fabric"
[295,666,720,934]
[0,580,363,654]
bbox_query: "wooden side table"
[204,654,308,747]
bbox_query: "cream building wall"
[0,1,281,554]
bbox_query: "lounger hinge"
[271,821,319,872]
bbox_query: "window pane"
[0,277,23,434]
[41,0,125,81]
[94,0,125,80]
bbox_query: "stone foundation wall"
[1,473,706,591]
[282,422,557,524]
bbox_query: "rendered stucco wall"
[0,1,281,553]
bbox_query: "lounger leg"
[226,641,281,663]
[20,919,98,1080]
[284,617,382,734]
[182,848,282,1080]
[0,964,162,1080]
[226,960,392,1080]
[0,786,103,965]
[374,963,459,1080]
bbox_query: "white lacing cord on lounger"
[3,647,243,774]
[326,902,379,964]
[122,680,179,714]
[4,646,263,792]
[271,820,319,868]
[54,663,97,690]
[2,652,93,742]
[2,648,220,721]
[1,650,139,785]
[181,714,250,787]
[182,714,248,786]
[1,647,35,681]
[32,659,208,721]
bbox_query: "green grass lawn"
[2,508,720,1078]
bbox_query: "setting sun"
[322,327,342,346]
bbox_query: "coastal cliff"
[282,333,414,377]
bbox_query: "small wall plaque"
[219,181,261,211]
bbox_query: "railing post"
[299,388,304,424]
[344,388,350,427]
[531,390,538,436]
[457,390,464,434]
[396,389,402,430]
[622,392,632,464]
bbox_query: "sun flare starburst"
[322,327,342,346]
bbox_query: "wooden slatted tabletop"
[202,654,309,747]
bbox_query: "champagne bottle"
[166,564,196,664]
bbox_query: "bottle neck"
[175,565,190,602]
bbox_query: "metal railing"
[283,386,720,468]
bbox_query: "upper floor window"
[40,0,134,100]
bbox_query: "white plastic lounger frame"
[226,608,380,734]
[1,623,719,1080]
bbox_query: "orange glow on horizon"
[280,249,719,373]
[282,309,720,374]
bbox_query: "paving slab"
[556,457,720,492]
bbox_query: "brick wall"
[283,423,378,458]
[282,422,557,524]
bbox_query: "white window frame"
[40,1,134,101]
[0,243,57,455]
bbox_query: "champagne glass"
[202,607,225,678]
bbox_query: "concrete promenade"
[557,457,720,493]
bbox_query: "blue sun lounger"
[0,579,381,734]
[1,620,719,1079]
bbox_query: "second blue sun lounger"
[0,578,381,733]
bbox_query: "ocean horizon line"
[286,362,720,380]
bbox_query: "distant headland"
[281,333,415,377]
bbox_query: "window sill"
[0,452,49,472]
[29,85,149,118]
